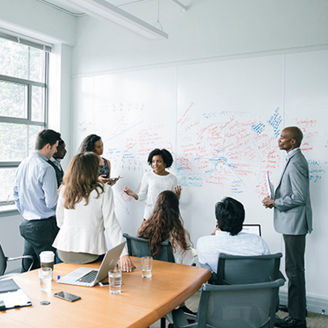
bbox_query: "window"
[0,32,51,211]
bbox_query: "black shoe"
[275,316,307,328]
[274,314,286,326]
[278,304,289,312]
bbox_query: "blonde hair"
[62,152,104,209]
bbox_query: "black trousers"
[19,216,59,271]
[283,234,306,321]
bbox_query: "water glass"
[108,270,122,295]
[141,256,152,278]
[39,267,52,305]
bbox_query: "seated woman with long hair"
[53,152,133,271]
[137,190,193,265]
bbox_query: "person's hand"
[98,175,110,184]
[124,186,133,195]
[262,196,274,208]
[124,186,138,200]
[174,185,182,199]
[120,255,134,272]
[108,176,120,186]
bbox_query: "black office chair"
[0,243,34,279]
[123,233,175,328]
[123,233,175,262]
[172,279,285,328]
[214,252,284,285]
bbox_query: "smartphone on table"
[54,291,81,302]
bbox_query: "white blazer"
[53,184,127,256]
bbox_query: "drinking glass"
[141,256,152,278]
[108,269,122,295]
[39,267,52,305]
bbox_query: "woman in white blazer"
[53,152,133,271]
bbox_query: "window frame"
[0,32,50,213]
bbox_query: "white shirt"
[138,171,178,219]
[170,232,194,265]
[53,184,127,256]
[196,230,270,273]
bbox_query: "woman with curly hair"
[124,148,181,221]
[137,190,193,265]
[52,152,133,271]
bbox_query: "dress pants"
[19,216,59,271]
[283,234,306,321]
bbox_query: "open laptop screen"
[242,224,261,236]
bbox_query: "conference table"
[0,257,211,328]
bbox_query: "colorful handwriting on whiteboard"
[267,107,282,138]
[176,106,283,196]
[308,160,326,183]
[252,122,266,135]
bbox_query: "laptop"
[57,242,125,287]
[242,224,261,236]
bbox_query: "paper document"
[265,171,274,198]
[0,279,32,310]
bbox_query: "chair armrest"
[7,255,34,272]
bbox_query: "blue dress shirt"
[13,152,58,220]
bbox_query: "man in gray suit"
[263,126,312,328]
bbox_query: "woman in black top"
[79,134,119,185]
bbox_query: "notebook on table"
[57,242,125,287]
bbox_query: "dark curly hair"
[147,148,173,168]
[215,197,245,236]
[79,134,101,152]
[138,190,189,257]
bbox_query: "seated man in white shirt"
[196,197,270,273]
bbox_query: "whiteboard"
[72,49,328,299]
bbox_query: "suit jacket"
[274,148,312,235]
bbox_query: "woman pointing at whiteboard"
[124,148,181,221]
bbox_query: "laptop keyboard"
[77,270,98,283]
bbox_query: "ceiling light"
[65,0,168,39]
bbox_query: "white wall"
[70,0,328,313]
[72,0,328,75]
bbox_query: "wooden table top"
[0,257,211,328]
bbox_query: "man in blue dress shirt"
[13,129,61,271]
